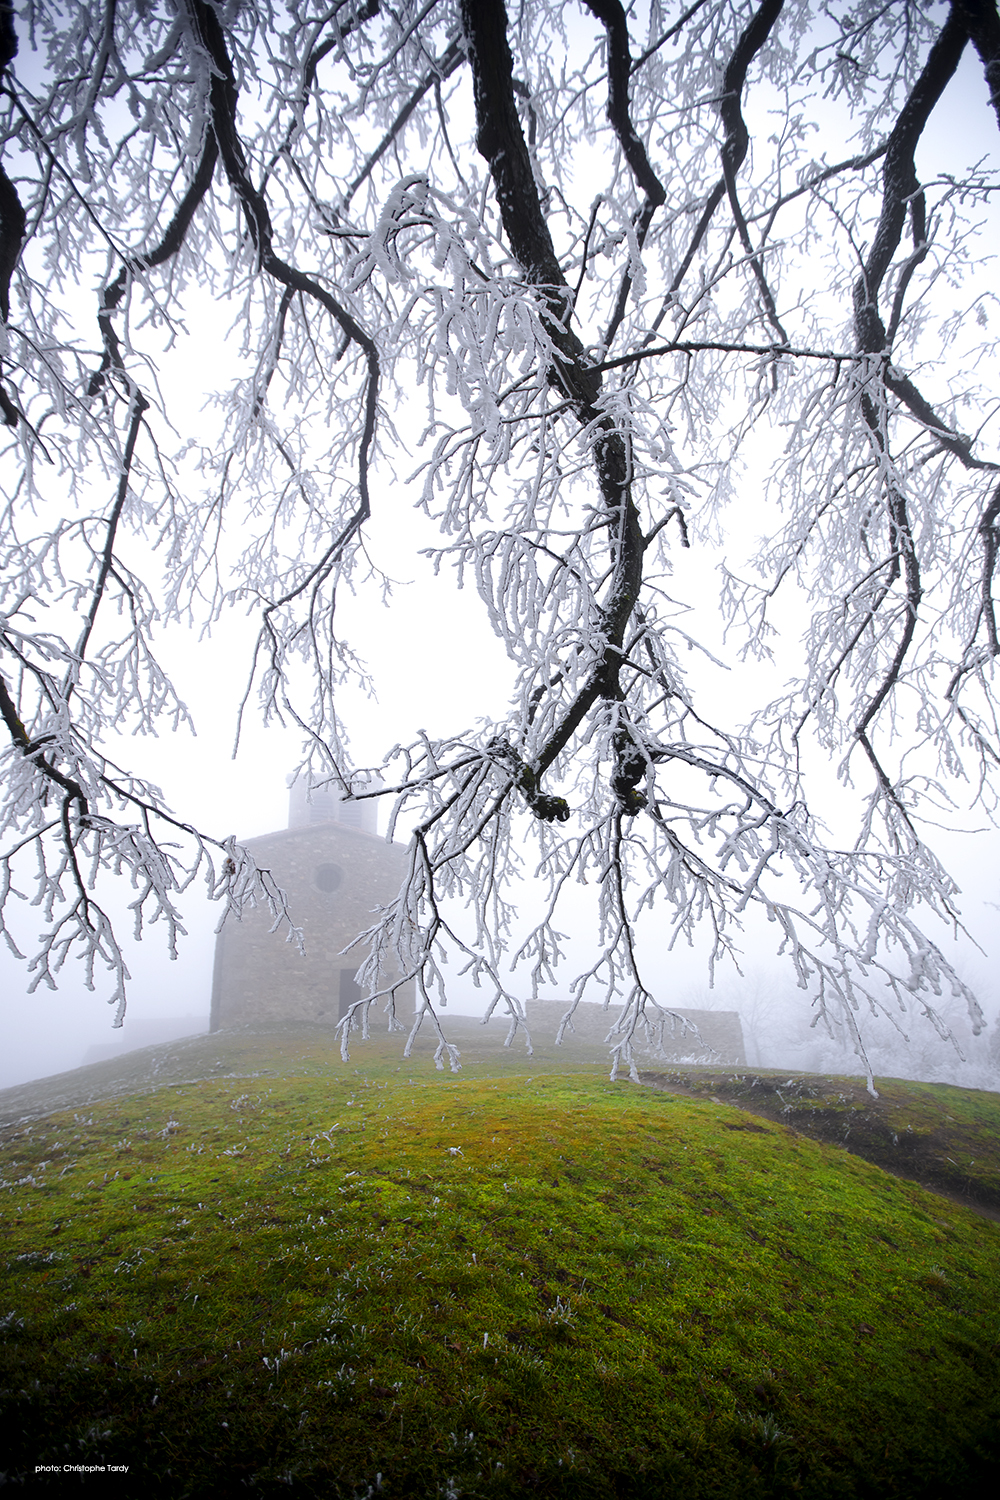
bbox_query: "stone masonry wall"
[211,822,413,1029]
[524,1000,746,1064]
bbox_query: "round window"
[315,863,343,893]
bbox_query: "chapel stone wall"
[211,819,413,1029]
[523,1000,746,1064]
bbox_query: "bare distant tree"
[1,0,998,1084]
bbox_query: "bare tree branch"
[0,0,993,1081]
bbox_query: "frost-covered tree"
[1,0,998,1084]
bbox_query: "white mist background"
[1,32,999,1090]
[3,472,996,1088]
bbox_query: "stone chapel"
[209,780,413,1030]
[210,782,745,1065]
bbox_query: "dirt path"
[637,1069,1000,1225]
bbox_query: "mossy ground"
[1,1032,999,1496]
[639,1068,1000,1216]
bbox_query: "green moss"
[2,1061,999,1496]
[641,1067,1000,1212]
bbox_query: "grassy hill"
[1,1025,999,1496]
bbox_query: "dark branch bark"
[597,338,855,369]
[718,0,788,343]
[68,389,149,696]
[944,477,1000,752]
[334,34,465,221]
[955,0,1000,130]
[189,0,384,771]
[631,0,712,72]
[583,0,666,350]
[585,1,664,213]
[844,2,999,800]
[0,4,24,321]
[647,0,801,345]
[461,0,647,811]
[1,398,148,824]
[646,179,726,339]
[0,672,89,815]
[842,0,999,777]
[0,4,25,424]
[461,0,577,340]
[88,130,219,396]
[854,5,967,357]
[884,367,1000,470]
[190,0,379,527]
[847,8,971,825]
[752,145,888,230]
[718,0,786,187]
[980,481,1000,657]
[0,143,23,323]
[300,1,382,94]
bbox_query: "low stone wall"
[520,1000,746,1064]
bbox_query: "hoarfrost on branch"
[0,0,998,1087]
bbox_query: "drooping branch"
[979,482,1000,659]
[461,0,647,812]
[583,0,666,350]
[717,0,789,344]
[0,673,88,815]
[0,0,994,1073]
[831,0,1000,833]
[67,387,150,699]
[190,0,379,529]
[87,130,219,397]
[333,33,465,222]
[645,0,810,346]
[853,5,967,358]
[845,3,971,818]
[955,0,1000,129]
[945,477,1000,757]
[0,4,25,424]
